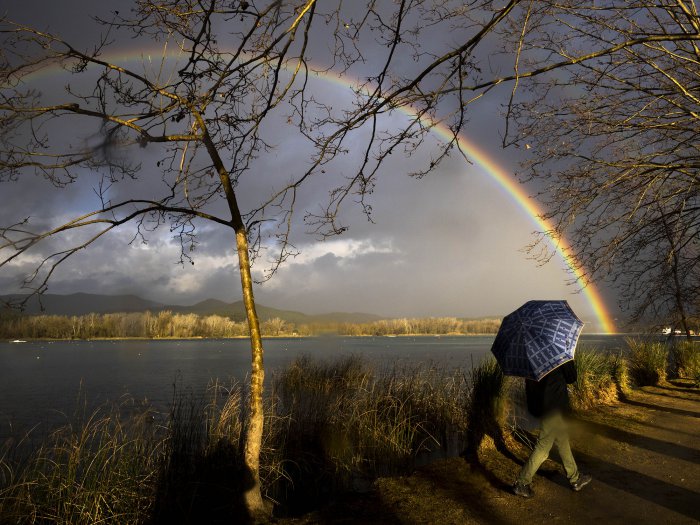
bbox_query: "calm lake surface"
[0,335,629,438]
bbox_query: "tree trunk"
[234,226,266,517]
[669,243,691,340]
[660,209,692,340]
[199,121,267,517]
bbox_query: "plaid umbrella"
[490,300,584,381]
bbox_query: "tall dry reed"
[271,355,470,513]
[0,400,161,525]
[464,357,511,459]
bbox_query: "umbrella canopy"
[490,300,584,381]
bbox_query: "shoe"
[571,474,592,491]
[512,481,534,498]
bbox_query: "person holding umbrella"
[490,300,592,498]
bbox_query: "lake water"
[0,335,630,438]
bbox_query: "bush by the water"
[669,341,700,385]
[627,338,668,386]
[570,350,626,409]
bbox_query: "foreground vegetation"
[1,357,472,523]
[1,339,697,523]
[0,311,501,339]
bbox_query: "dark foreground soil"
[279,379,700,524]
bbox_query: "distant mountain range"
[0,293,385,324]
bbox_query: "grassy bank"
[1,339,694,523]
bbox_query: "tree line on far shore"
[0,311,501,340]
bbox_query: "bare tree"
[611,201,699,335]
[495,1,700,331]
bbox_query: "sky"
[0,1,622,332]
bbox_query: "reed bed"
[464,357,511,458]
[0,357,472,522]
[0,400,161,524]
[271,355,470,512]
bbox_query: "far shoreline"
[6,333,502,343]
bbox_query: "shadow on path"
[573,450,700,522]
[310,491,405,525]
[662,382,700,395]
[610,412,699,438]
[421,461,512,525]
[573,417,700,464]
[645,389,700,402]
[619,396,700,419]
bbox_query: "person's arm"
[525,378,544,417]
[562,359,577,384]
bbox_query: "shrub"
[626,338,668,386]
[669,341,700,386]
[570,350,620,410]
[464,357,509,458]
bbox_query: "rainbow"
[294,68,616,334]
[18,50,616,333]
[437,130,617,334]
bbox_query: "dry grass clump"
[464,357,511,458]
[669,341,700,386]
[570,350,621,410]
[626,338,668,386]
[609,351,632,396]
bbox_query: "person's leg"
[516,411,558,485]
[553,415,593,490]
[552,415,579,483]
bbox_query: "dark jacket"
[525,360,577,418]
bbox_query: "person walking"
[512,360,592,498]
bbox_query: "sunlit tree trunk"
[234,225,266,515]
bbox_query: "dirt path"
[282,379,699,524]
